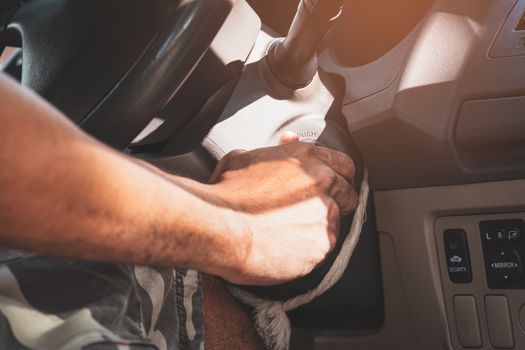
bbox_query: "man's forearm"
[0,73,249,277]
[0,68,358,286]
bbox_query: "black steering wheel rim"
[5,0,234,149]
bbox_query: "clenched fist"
[209,142,358,286]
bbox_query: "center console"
[437,214,525,349]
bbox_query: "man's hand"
[0,72,357,288]
[207,142,357,286]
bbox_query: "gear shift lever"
[267,0,345,88]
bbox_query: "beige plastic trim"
[314,178,525,350]
[436,213,525,349]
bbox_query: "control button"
[483,228,506,242]
[444,230,472,283]
[485,295,514,349]
[507,227,521,242]
[487,248,523,282]
[450,255,463,263]
[453,295,482,348]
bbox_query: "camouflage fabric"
[0,249,205,350]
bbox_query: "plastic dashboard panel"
[310,1,525,349]
[436,213,525,350]
[320,0,525,190]
[315,179,525,350]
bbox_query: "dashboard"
[2,0,524,349]
[251,0,525,349]
[309,0,525,349]
[322,0,525,190]
[251,0,525,190]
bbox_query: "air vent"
[490,1,525,57]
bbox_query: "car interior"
[1,0,525,349]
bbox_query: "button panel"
[444,229,473,283]
[437,215,525,350]
[480,219,525,289]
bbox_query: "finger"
[325,198,341,250]
[209,149,246,183]
[279,130,300,144]
[329,172,358,216]
[313,165,357,216]
[306,145,356,185]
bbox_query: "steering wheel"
[2,0,376,307]
[3,0,234,149]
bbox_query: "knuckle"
[336,151,356,179]
[339,187,358,215]
[348,158,357,183]
[316,167,337,190]
[294,142,313,156]
[346,157,356,178]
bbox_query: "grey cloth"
[0,249,205,350]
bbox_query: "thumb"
[279,131,299,144]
